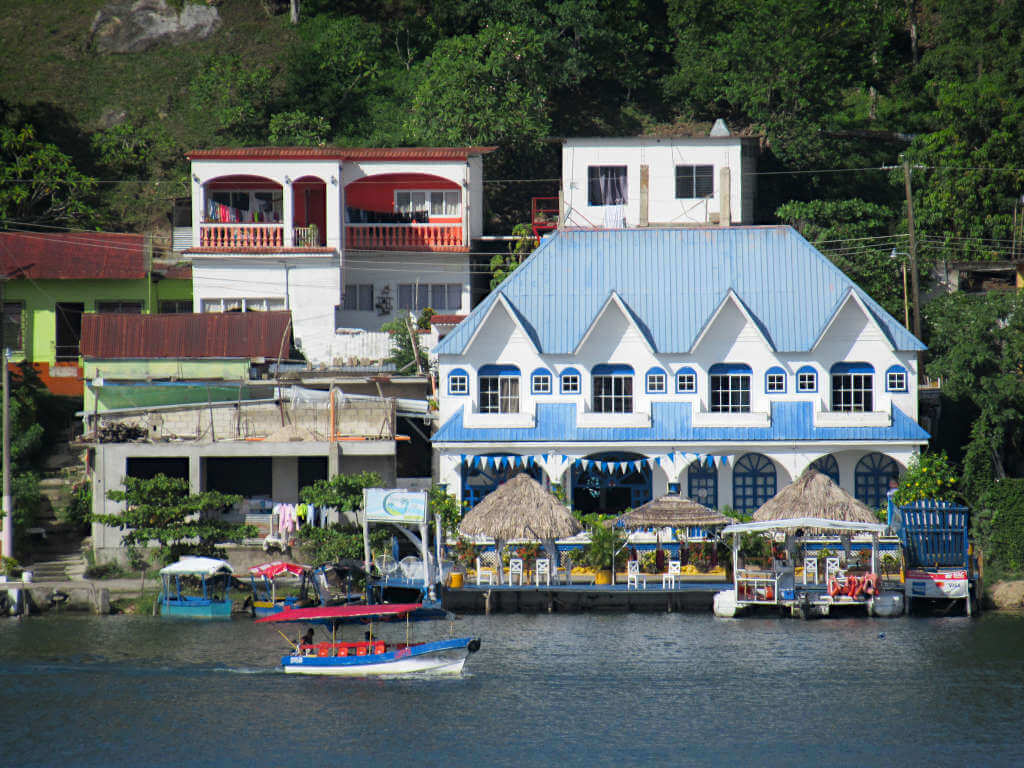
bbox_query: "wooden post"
[902,158,922,341]
[639,165,649,227]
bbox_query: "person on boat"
[299,627,314,651]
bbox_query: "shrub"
[973,477,1024,580]
[893,451,961,506]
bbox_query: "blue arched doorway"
[571,451,652,515]
[854,453,899,510]
[688,460,718,508]
[732,453,777,516]
[809,454,840,484]
[461,454,544,509]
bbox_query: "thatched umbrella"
[617,495,732,529]
[458,473,582,584]
[753,469,878,524]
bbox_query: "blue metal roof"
[432,401,930,444]
[435,227,926,355]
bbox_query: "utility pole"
[902,157,922,341]
[1,277,10,560]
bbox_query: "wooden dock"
[443,580,727,614]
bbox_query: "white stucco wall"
[561,137,756,227]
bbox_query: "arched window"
[797,365,818,393]
[571,451,652,515]
[732,453,776,515]
[710,363,752,413]
[478,364,520,414]
[592,364,634,413]
[885,365,908,392]
[447,368,469,396]
[831,362,874,412]
[645,366,667,394]
[809,454,839,484]
[688,460,718,508]
[462,456,544,509]
[765,366,786,394]
[855,453,899,510]
[531,367,552,395]
[560,367,581,394]
[676,366,697,393]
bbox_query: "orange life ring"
[846,575,861,598]
[862,572,878,596]
[827,577,841,597]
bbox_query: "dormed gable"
[812,290,895,352]
[574,291,655,355]
[462,293,540,356]
[689,289,775,354]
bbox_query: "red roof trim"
[430,314,466,325]
[187,146,497,161]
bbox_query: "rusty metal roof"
[0,231,146,280]
[186,147,497,161]
[80,311,292,359]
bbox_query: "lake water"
[2,610,1023,767]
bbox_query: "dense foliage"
[972,478,1024,580]
[298,471,383,511]
[892,451,960,507]
[94,474,255,563]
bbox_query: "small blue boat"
[158,557,234,619]
[248,561,312,618]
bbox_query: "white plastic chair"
[475,556,494,586]
[803,556,818,585]
[825,556,842,581]
[555,555,573,585]
[627,559,647,589]
[662,560,681,589]
[509,558,525,586]
[535,558,551,586]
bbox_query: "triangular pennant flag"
[527,455,535,468]
[561,455,568,463]
[706,455,714,467]
[627,461,637,473]
[655,456,662,467]
[601,461,609,473]
[720,455,729,466]
[668,452,676,462]
[586,460,595,471]
[460,454,467,466]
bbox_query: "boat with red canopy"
[256,603,481,676]
[248,561,313,618]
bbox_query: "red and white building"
[184,147,493,367]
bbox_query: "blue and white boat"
[257,603,481,676]
[158,557,234,619]
[248,561,312,618]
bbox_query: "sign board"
[364,489,428,524]
[905,569,969,599]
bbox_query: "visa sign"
[365,488,428,524]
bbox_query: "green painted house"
[0,231,192,396]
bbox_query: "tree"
[0,124,97,228]
[299,471,382,511]
[489,223,535,290]
[429,484,463,536]
[380,314,428,374]
[892,451,961,506]
[94,475,255,563]
[923,291,1024,500]
[268,110,330,147]
[189,55,275,140]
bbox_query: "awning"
[255,603,422,623]
[249,561,309,578]
[721,517,888,535]
[159,556,234,576]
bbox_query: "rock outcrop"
[89,0,221,54]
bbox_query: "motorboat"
[158,557,234,619]
[248,561,313,618]
[256,603,481,676]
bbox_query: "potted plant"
[583,522,625,585]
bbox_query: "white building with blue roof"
[433,226,928,517]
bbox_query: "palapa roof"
[616,495,732,529]
[458,472,582,541]
[752,469,879,524]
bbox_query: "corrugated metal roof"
[435,227,926,355]
[432,401,930,444]
[186,146,497,161]
[0,231,145,280]
[80,312,292,359]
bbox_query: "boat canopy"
[721,517,888,536]
[255,603,423,623]
[249,561,309,578]
[159,556,234,576]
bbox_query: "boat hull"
[161,599,232,620]
[280,637,477,676]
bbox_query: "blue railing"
[899,499,969,569]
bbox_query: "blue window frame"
[855,453,899,510]
[797,365,817,393]
[676,366,697,393]
[592,364,634,413]
[710,363,752,413]
[732,453,776,516]
[831,362,874,412]
[809,454,839,484]
[765,366,786,394]
[560,367,581,394]
[645,366,667,394]
[885,365,908,392]
[447,367,469,396]
[688,461,718,508]
[478,364,520,414]
[531,367,552,395]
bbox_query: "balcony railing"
[197,224,322,250]
[345,223,464,251]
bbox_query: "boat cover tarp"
[255,603,423,623]
[159,556,234,576]
[721,517,888,535]
[249,561,309,578]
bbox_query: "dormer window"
[797,366,817,393]
[560,368,581,394]
[448,368,469,395]
[646,367,667,394]
[886,366,908,393]
[592,364,634,413]
[531,368,552,395]
[479,365,520,414]
[765,366,786,394]
[676,367,697,393]
[831,362,873,412]
[709,363,751,413]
